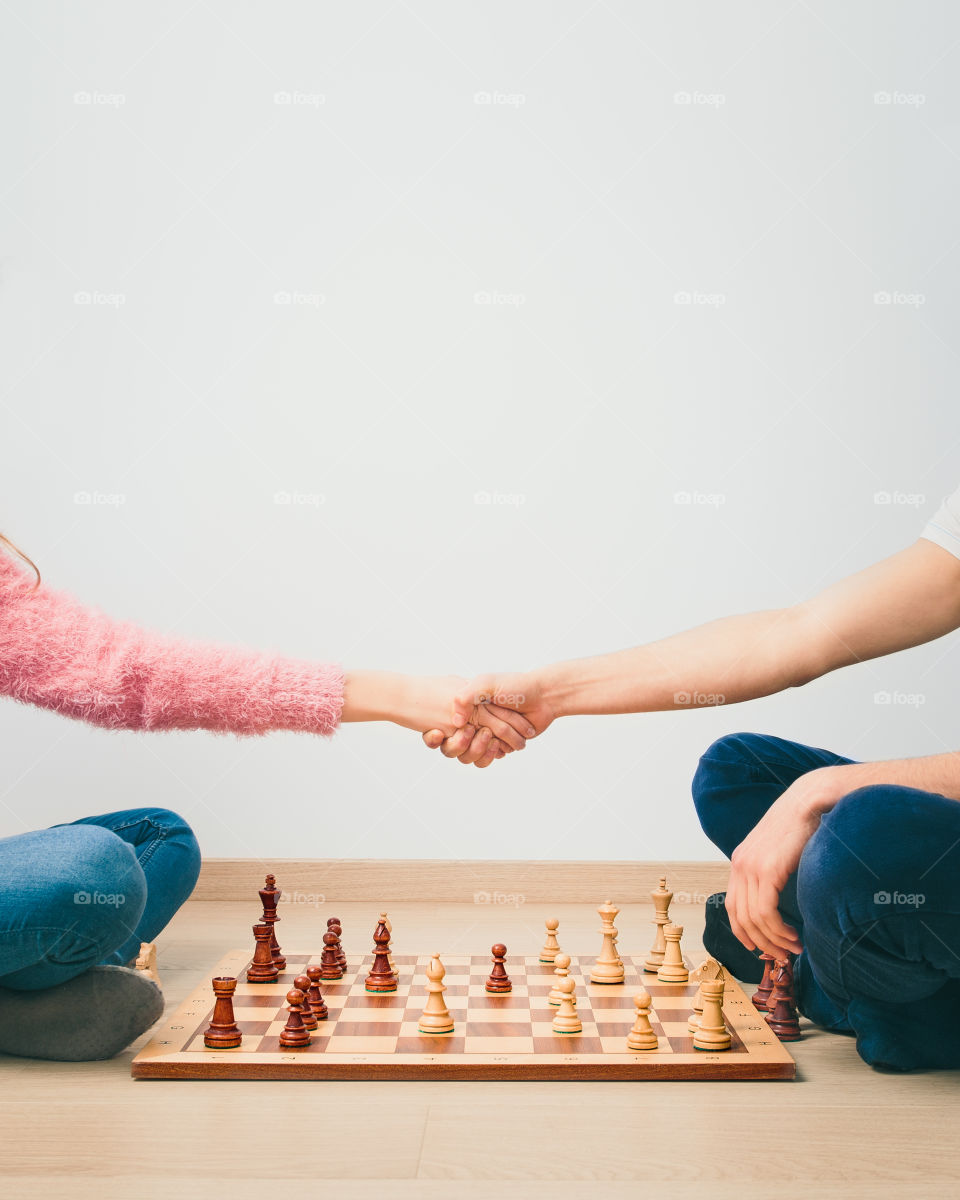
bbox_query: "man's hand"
[422,672,557,767]
[725,765,849,958]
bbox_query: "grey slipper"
[0,965,164,1062]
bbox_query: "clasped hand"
[420,672,555,767]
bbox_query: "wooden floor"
[3,899,958,1198]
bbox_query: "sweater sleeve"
[0,553,344,736]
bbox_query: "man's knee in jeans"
[691,732,771,855]
[800,783,951,902]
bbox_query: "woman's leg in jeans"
[0,824,148,990]
[0,808,200,990]
[62,808,201,967]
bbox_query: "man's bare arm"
[539,538,960,719]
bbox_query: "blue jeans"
[693,733,960,1070]
[0,808,201,991]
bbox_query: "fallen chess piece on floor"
[134,941,161,988]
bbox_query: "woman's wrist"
[341,670,406,725]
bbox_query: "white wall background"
[2,1,960,861]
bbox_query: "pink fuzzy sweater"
[0,553,344,736]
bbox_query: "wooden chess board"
[132,949,796,1080]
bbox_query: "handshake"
[412,676,554,768]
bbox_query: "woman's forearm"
[340,671,406,724]
[0,553,345,736]
[540,607,812,717]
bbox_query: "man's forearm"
[541,607,815,717]
[812,754,960,812]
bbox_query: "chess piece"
[548,953,572,1006]
[657,923,689,983]
[293,974,319,1030]
[693,978,731,1051]
[319,931,343,980]
[590,899,625,984]
[689,958,724,1033]
[259,874,285,969]
[134,941,161,987]
[765,959,802,1041]
[328,918,347,972]
[305,966,328,1020]
[279,988,312,1048]
[752,954,776,1011]
[551,976,582,1034]
[204,976,242,1048]
[644,875,673,972]
[485,944,512,993]
[384,914,395,974]
[365,913,398,992]
[540,918,561,963]
[417,953,455,1034]
[626,989,658,1051]
[247,923,280,983]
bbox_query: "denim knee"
[54,825,148,949]
[692,732,768,853]
[144,808,201,884]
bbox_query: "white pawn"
[657,923,689,983]
[548,953,572,1006]
[417,952,454,1034]
[626,989,658,1051]
[540,918,561,963]
[552,976,582,1034]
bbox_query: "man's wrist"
[799,763,862,816]
[540,661,578,719]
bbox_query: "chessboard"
[132,948,796,1081]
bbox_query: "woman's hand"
[340,671,533,767]
[725,765,849,958]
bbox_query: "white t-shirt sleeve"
[920,484,960,560]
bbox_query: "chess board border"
[133,949,796,1081]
